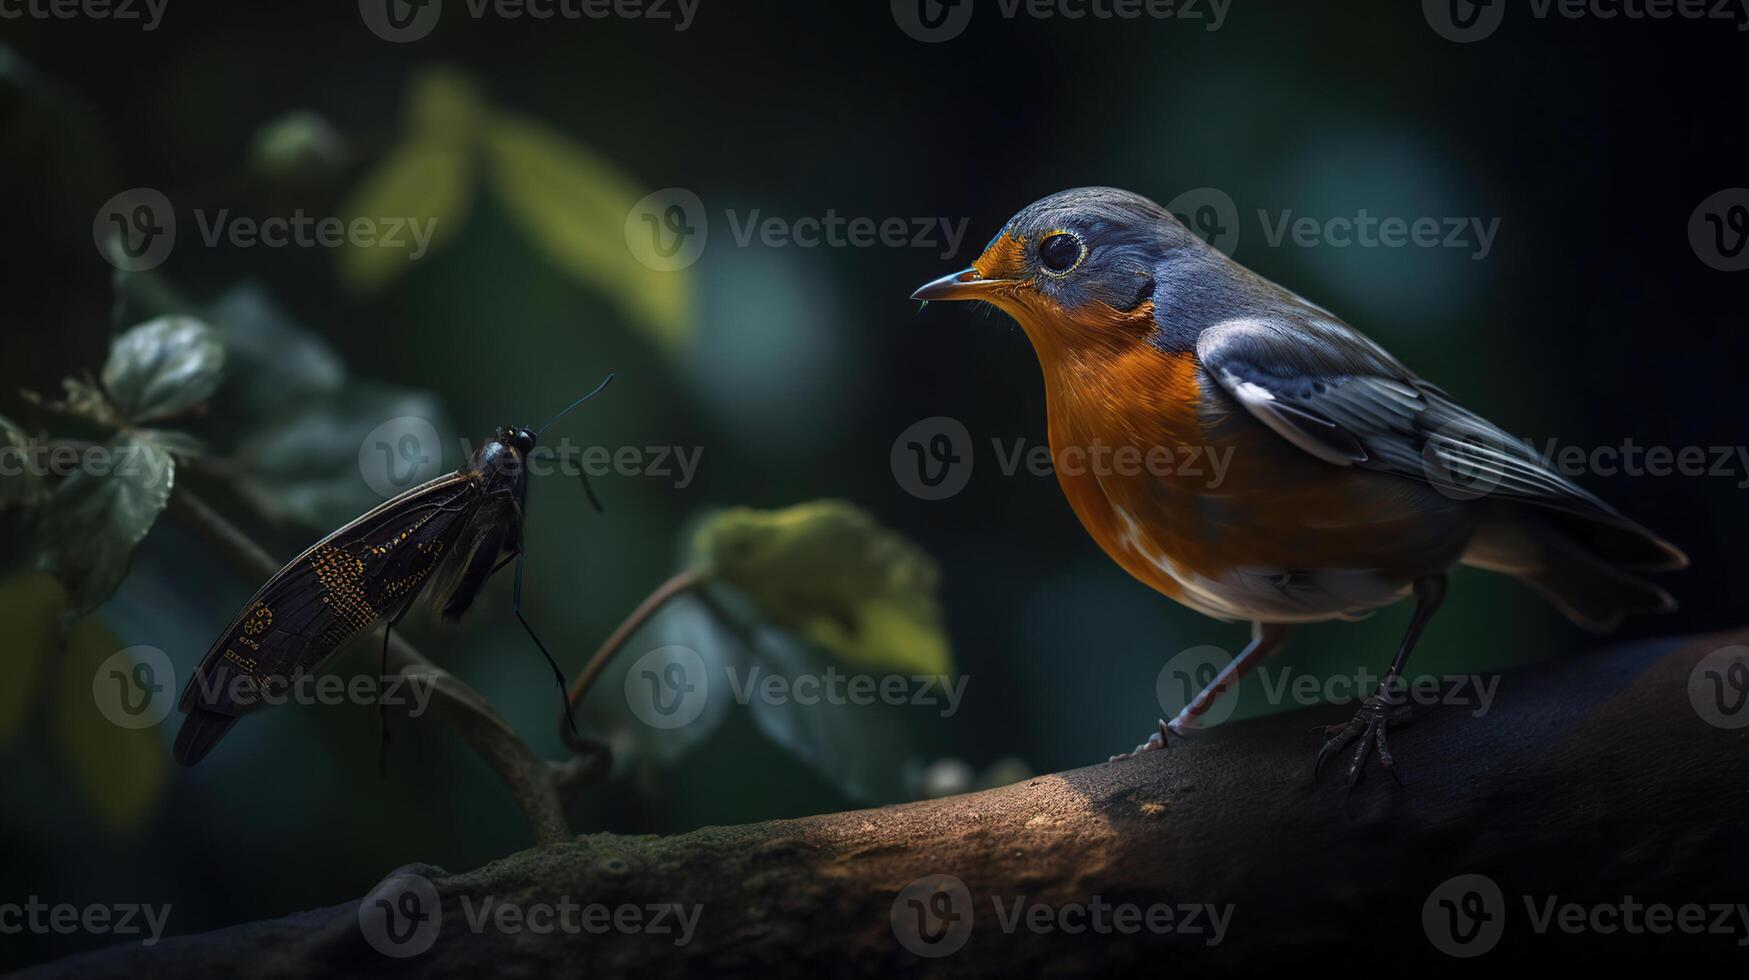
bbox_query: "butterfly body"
[174,426,537,766]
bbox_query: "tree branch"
[41,628,1749,974]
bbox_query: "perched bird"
[913,187,1685,784]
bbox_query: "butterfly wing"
[175,471,486,765]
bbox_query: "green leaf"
[483,113,690,350]
[0,571,63,752]
[135,428,205,457]
[206,282,346,413]
[693,501,953,676]
[101,316,225,424]
[406,66,486,136]
[36,437,173,617]
[337,67,484,291]
[735,621,916,803]
[54,617,167,833]
[232,383,448,530]
[0,414,42,508]
[250,109,348,183]
[337,136,476,290]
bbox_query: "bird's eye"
[1038,232,1085,274]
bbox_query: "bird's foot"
[1314,687,1414,787]
[1109,718,1184,763]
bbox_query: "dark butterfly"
[173,375,613,766]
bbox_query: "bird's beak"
[911,268,1011,302]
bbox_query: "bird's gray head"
[912,187,1209,347]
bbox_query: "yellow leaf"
[695,501,953,676]
[337,136,475,290]
[337,67,486,290]
[0,572,63,751]
[54,618,168,834]
[484,113,690,350]
[407,65,486,138]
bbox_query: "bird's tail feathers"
[1464,512,1679,633]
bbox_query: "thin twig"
[560,567,706,752]
[167,485,572,845]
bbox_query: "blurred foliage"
[53,617,166,834]
[340,67,689,350]
[249,110,348,185]
[595,501,957,803]
[99,317,224,424]
[0,571,61,752]
[0,414,41,508]
[27,317,218,617]
[695,500,951,676]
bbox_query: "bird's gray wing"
[1196,315,1617,510]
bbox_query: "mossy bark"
[35,631,1749,976]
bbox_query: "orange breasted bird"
[913,187,1686,784]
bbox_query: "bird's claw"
[1109,718,1181,763]
[1314,690,1413,787]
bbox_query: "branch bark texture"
[37,629,1749,975]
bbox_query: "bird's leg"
[1315,574,1447,787]
[1111,622,1288,762]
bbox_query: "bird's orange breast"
[1035,334,1464,620]
[1042,341,1207,603]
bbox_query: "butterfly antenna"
[537,373,615,437]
